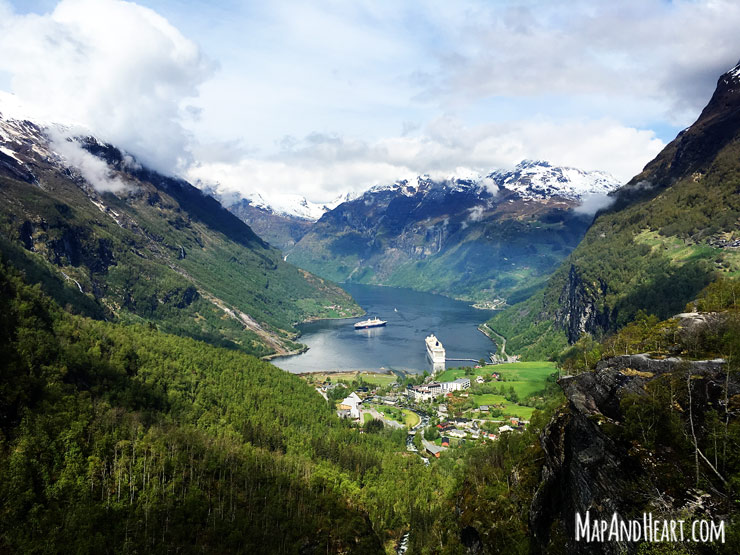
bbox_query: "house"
[338,392,362,419]
[451,417,472,428]
[475,375,484,384]
[510,417,520,427]
[408,383,441,402]
[448,429,466,438]
[441,437,450,447]
[426,444,443,458]
[479,405,490,412]
[337,408,351,419]
[499,424,514,433]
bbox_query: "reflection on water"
[273,284,497,374]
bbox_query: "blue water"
[273,284,497,374]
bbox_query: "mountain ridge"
[489,60,740,359]
[0,111,361,358]
[275,161,621,304]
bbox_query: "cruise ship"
[425,334,446,364]
[354,316,387,329]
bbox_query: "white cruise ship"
[425,334,446,364]
[354,316,387,329]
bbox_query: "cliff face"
[555,265,610,343]
[506,61,740,349]
[530,355,735,554]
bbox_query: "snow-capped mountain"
[243,191,330,221]
[488,160,621,200]
[200,184,355,222]
[359,161,619,202]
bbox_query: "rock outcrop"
[531,355,736,554]
[555,265,610,343]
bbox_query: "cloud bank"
[188,117,662,202]
[0,0,212,174]
[2,0,740,204]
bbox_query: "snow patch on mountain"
[489,160,621,200]
[357,161,619,204]
[196,179,353,221]
[244,191,331,220]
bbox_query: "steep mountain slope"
[0,259,451,554]
[227,198,315,251]
[491,61,740,359]
[200,185,350,252]
[284,162,620,305]
[0,113,360,358]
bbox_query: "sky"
[1,0,740,204]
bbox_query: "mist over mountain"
[490,60,740,359]
[238,161,621,305]
[0,110,360,357]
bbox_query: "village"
[302,360,556,460]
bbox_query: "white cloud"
[189,116,663,203]
[48,129,127,192]
[573,193,614,217]
[0,0,735,205]
[0,0,212,174]
[425,0,740,124]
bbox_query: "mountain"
[282,162,621,305]
[0,111,361,358]
[0,257,444,554]
[489,159,619,200]
[198,186,353,251]
[490,60,740,359]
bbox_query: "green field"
[470,394,535,419]
[363,412,374,424]
[376,405,420,428]
[438,362,556,420]
[438,361,555,386]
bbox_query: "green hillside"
[489,64,740,359]
[0,129,360,358]
[0,259,455,553]
[288,191,590,306]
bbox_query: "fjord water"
[274,283,497,374]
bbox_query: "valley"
[225,160,620,307]
[3,4,740,553]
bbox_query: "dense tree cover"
[0,259,462,553]
[488,139,740,362]
[434,397,565,554]
[0,162,360,358]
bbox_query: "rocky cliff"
[531,354,736,554]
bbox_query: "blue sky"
[2,0,740,202]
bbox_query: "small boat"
[354,316,387,329]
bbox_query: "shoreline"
[295,368,395,378]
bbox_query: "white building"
[338,392,362,419]
[409,377,471,401]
